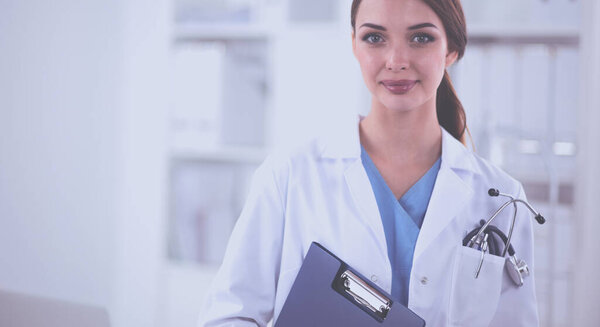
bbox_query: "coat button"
[371,275,378,283]
[420,276,428,285]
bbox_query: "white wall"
[0,1,170,326]
[112,0,170,325]
[0,0,121,307]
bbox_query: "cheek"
[416,50,447,83]
[355,51,382,88]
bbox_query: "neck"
[359,99,442,166]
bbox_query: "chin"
[377,96,421,113]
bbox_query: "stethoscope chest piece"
[505,256,529,287]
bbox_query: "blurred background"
[1,0,599,326]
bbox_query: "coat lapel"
[344,159,389,257]
[320,115,389,258]
[413,166,473,260]
[413,129,481,260]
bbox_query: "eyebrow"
[360,23,387,31]
[359,22,438,31]
[408,23,438,30]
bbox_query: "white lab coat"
[199,118,539,327]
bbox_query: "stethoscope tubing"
[497,191,517,257]
[471,198,543,251]
[469,199,514,247]
[462,220,516,257]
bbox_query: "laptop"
[0,289,110,327]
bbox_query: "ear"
[445,50,458,68]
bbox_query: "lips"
[380,80,417,94]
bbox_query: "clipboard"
[275,242,426,326]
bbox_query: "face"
[352,0,458,114]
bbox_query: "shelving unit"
[162,262,220,327]
[163,2,280,325]
[468,24,579,45]
[170,146,267,164]
[173,23,271,42]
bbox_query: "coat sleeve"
[198,155,287,327]
[489,183,540,326]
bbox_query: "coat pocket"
[448,245,504,327]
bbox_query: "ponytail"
[437,70,468,146]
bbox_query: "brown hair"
[351,0,469,145]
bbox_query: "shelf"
[170,145,267,164]
[167,259,220,275]
[173,23,271,42]
[468,24,579,46]
[163,261,220,327]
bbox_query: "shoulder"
[441,128,524,197]
[255,137,328,185]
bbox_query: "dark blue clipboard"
[275,242,426,326]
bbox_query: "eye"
[412,33,435,44]
[362,33,385,44]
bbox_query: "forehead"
[355,0,443,29]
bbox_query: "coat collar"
[319,115,482,177]
[331,115,482,262]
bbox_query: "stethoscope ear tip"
[535,214,546,224]
[488,188,500,197]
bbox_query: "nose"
[386,43,410,72]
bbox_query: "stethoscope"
[462,188,546,287]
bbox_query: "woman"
[199,0,539,326]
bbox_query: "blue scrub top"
[361,145,441,306]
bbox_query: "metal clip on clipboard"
[339,270,391,320]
